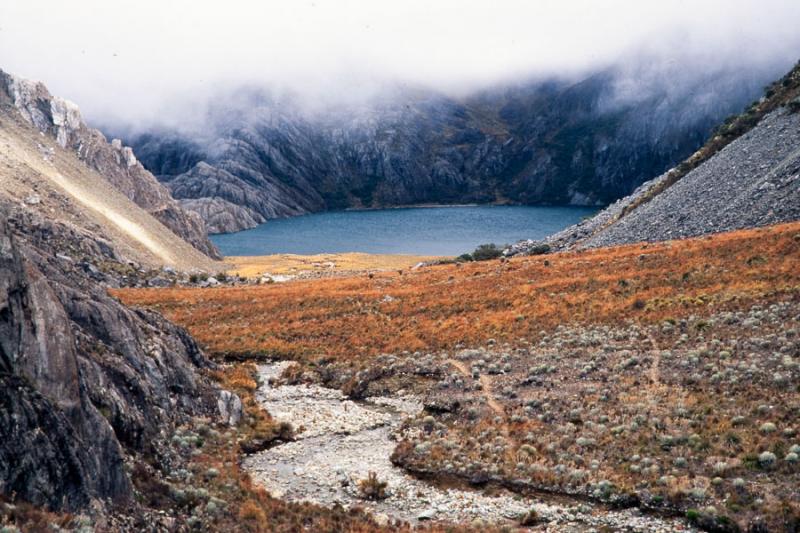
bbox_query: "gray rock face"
[0,206,219,511]
[0,69,221,259]
[583,107,800,247]
[179,196,265,234]
[123,64,779,233]
[0,218,129,510]
[510,104,800,254]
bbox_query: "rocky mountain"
[0,70,239,525]
[119,60,785,233]
[0,209,221,514]
[0,69,221,259]
[508,60,800,254]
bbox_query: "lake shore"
[210,205,596,256]
[226,252,445,277]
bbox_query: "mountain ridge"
[507,59,800,254]
[119,61,782,233]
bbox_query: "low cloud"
[1,0,799,127]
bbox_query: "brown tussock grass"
[115,222,800,365]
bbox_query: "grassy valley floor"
[225,252,443,279]
[115,222,800,531]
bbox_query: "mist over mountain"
[4,0,800,124]
[111,55,789,232]
[4,1,799,232]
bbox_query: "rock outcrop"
[121,61,784,233]
[178,196,266,234]
[0,69,221,259]
[0,215,129,510]
[0,204,219,512]
[583,107,800,247]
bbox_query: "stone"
[0,209,217,512]
[217,390,243,426]
[417,509,437,520]
[148,276,172,287]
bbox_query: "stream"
[243,362,693,531]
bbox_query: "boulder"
[217,390,243,426]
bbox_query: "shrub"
[731,415,746,426]
[760,422,777,434]
[758,451,777,468]
[357,471,388,500]
[471,243,504,261]
[529,243,551,255]
[238,499,267,523]
[519,508,540,526]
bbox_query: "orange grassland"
[114,222,800,362]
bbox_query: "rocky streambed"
[243,362,694,531]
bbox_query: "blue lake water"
[211,205,597,256]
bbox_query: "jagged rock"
[0,206,219,511]
[123,63,778,233]
[178,196,265,234]
[0,213,129,509]
[0,69,221,259]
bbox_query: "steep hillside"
[0,207,223,511]
[0,69,221,259]
[0,69,239,527]
[119,62,778,233]
[0,76,222,271]
[509,60,800,254]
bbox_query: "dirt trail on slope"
[447,359,505,417]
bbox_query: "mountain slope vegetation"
[117,221,800,531]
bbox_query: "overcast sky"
[2,0,799,124]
